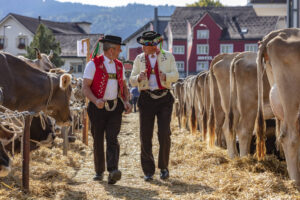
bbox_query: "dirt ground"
[0,112,299,200]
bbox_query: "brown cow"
[208,54,227,148]
[256,28,300,186]
[0,52,72,125]
[228,51,273,157]
[18,48,55,72]
[209,53,239,158]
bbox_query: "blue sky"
[56,0,248,7]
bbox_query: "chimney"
[38,16,41,24]
[154,7,158,32]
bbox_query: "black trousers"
[138,90,174,176]
[132,96,138,112]
[87,98,124,174]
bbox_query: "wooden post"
[22,115,32,193]
[81,38,90,145]
[62,126,69,156]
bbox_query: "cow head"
[0,143,11,177]
[46,72,72,126]
[35,48,56,72]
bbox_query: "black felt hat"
[99,35,125,45]
[137,31,162,46]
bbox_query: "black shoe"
[108,170,122,184]
[93,173,103,181]
[144,174,153,182]
[160,169,169,180]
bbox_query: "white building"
[0,13,103,77]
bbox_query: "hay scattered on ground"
[0,113,299,199]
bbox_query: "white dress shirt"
[148,54,159,91]
[83,55,125,100]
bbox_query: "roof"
[6,13,89,34]
[124,16,170,43]
[250,0,286,3]
[55,34,104,57]
[170,6,279,40]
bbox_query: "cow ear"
[59,74,72,90]
[34,48,42,59]
[48,50,53,60]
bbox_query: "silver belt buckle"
[148,90,168,99]
[104,99,118,111]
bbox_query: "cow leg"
[237,117,254,157]
[280,122,300,186]
[223,117,238,158]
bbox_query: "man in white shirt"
[82,35,131,185]
[130,31,179,181]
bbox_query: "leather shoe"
[93,173,103,181]
[108,170,122,184]
[144,174,153,182]
[160,169,169,180]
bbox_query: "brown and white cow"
[18,48,55,72]
[256,28,300,186]
[0,52,72,125]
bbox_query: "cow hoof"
[68,136,76,143]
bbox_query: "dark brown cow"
[0,143,10,177]
[4,114,56,153]
[0,52,72,125]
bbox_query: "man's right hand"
[95,99,105,109]
[138,70,147,82]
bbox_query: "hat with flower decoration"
[137,31,165,53]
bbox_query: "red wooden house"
[166,6,282,77]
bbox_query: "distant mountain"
[0,0,175,39]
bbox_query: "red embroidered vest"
[145,53,166,90]
[90,55,124,99]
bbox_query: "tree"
[187,0,223,7]
[26,24,64,67]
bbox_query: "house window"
[196,61,209,72]
[0,37,4,49]
[197,30,209,39]
[220,44,233,53]
[71,63,83,73]
[18,37,26,49]
[197,44,209,55]
[176,61,185,72]
[245,44,258,52]
[173,45,185,54]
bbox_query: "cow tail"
[255,38,268,161]
[202,73,209,141]
[228,54,238,136]
[208,68,216,147]
[191,105,197,134]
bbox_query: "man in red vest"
[82,35,131,184]
[130,31,179,181]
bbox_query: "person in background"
[130,86,140,112]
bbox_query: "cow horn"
[34,48,42,59]
[68,66,74,74]
[59,74,72,90]
[48,50,54,59]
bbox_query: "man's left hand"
[159,71,166,81]
[124,101,132,114]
